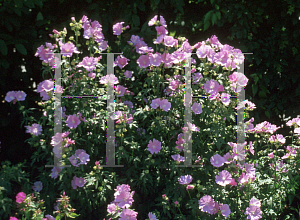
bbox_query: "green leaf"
[36,12,43,21]
[170,31,176,37]
[258,90,266,98]
[14,8,21,16]
[203,21,210,32]
[55,213,65,220]
[0,40,8,55]
[211,13,217,26]
[132,14,140,27]
[203,10,213,31]
[252,84,258,97]
[265,110,271,119]
[154,0,160,5]
[15,44,27,55]
[216,11,221,20]
[24,0,35,8]
[137,2,145,11]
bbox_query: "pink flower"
[148,15,158,26]
[220,204,231,217]
[114,185,134,209]
[114,55,129,69]
[116,85,127,97]
[113,22,125,35]
[16,192,26,203]
[207,201,219,215]
[147,138,162,154]
[244,162,256,178]
[223,152,232,164]
[65,114,81,129]
[164,36,176,47]
[187,122,200,132]
[124,70,133,78]
[229,178,237,186]
[160,15,167,27]
[107,203,117,214]
[150,98,161,109]
[32,181,43,192]
[60,42,79,57]
[169,79,179,90]
[221,93,231,106]
[215,170,233,186]
[5,91,27,104]
[148,212,157,220]
[174,201,179,205]
[149,53,162,66]
[10,217,19,220]
[74,176,86,188]
[159,99,171,112]
[178,175,193,185]
[198,195,214,213]
[99,74,119,86]
[238,172,249,184]
[186,185,195,190]
[137,55,150,68]
[210,154,226,167]
[45,215,55,220]
[286,117,300,127]
[232,143,246,161]
[77,56,98,72]
[245,206,262,220]
[50,167,62,179]
[69,155,80,167]
[171,154,185,162]
[268,152,274,159]
[204,79,220,95]
[192,102,202,114]
[88,72,96,79]
[119,208,137,220]
[25,123,43,136]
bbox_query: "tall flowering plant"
[4,14,300,220]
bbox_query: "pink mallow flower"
[124,70,133,78]
[198,195,215,213]
[210,154,226,167]
[147,138,162,154]
[204,79,220,95]
[215,170,233,186]
[77,56,99,72]
[220,204,231,218]
[65,114,81,129]
[25,123,43,136]
[137,55,150,68]
[114,55,129,69]
[192,102,202,114]
[113,22,125,35]
[60,42,80,57]
[100,74,119,87]
[5,91,27,104]
[159,99,171,112]
[119,208,137,220]
[148,212,157,220]
[107,203,117,214]
[178,175,193,185]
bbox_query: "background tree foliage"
[0,0,299,217]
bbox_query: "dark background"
[0,0,299,216]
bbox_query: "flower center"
[87,62,91,66]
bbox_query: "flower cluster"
[198,195,231,217]
[107,184,137,220]
[244,197,262,220]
